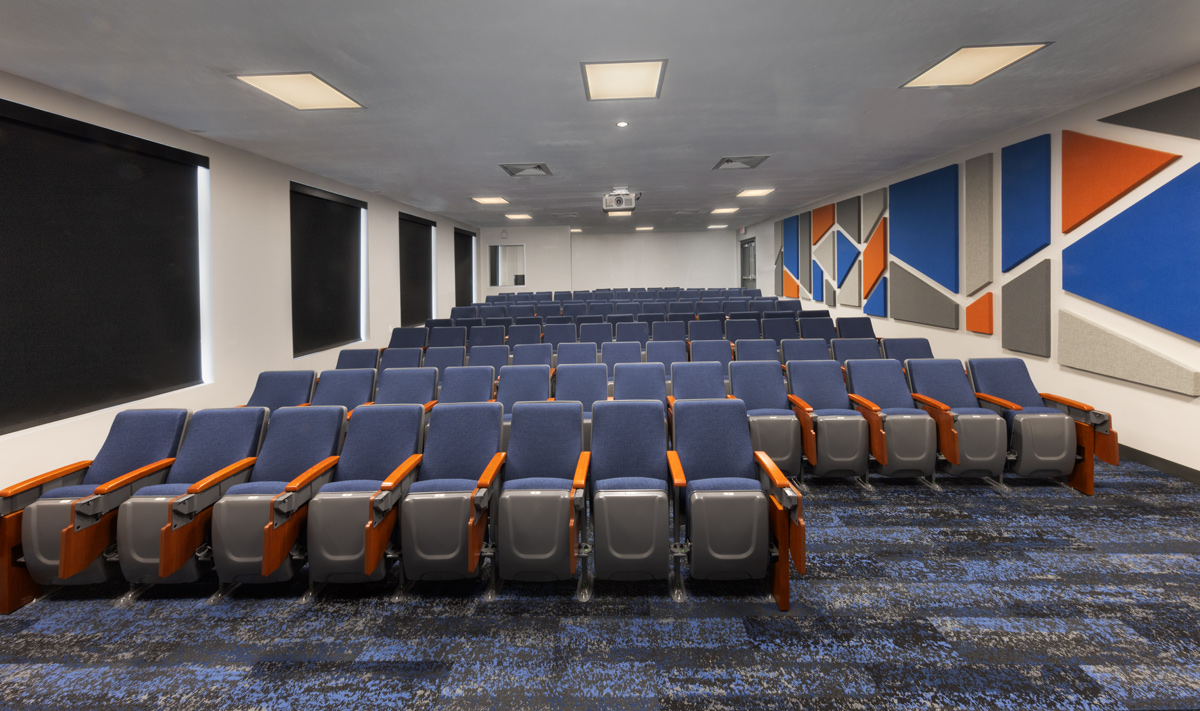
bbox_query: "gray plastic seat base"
[401,491,476,581]
[497,489,573,583]
[688,490,769,581]
[811,415,869,478]
[212,495,296,584]
[943,413,1007,478]
[748,415,804,478]
[592,490,668,581]
[1010,411,1077,478]
[308,491,387,584]
[117,496,207,584]
[880,414,937,478]
[22,498,116,586]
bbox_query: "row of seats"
[487,287,763,302]
[451,298,800,321]
[0,398,804,612]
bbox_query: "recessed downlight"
[608,211,632,217]
[505,214,533,220]
[635,226,654,231]
[905,44,1049,87]
[708,224,728,229]
[235,73,360,110]
[581,60,667,100]
[737,188,775,198]
[712,208,739,214]
[472,197,508,205]
[615,121,629,128]
[571,228,582,233]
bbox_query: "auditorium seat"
[688,320,723,343]
[798,317,837,345]
[467,345,510,379]
[388,327,427,349]
[907,359,1007,480]
[652,321,687,343]
[730,360,803,477]
[450,306,477,321]
[781,339,832,363]
[468,325,505,347]
[616,321,650,349]
[557,342,598,367]
[374,367,438,408]
[553,363,608,448]
[831,338,883,364]
[880,337,934,364]
[437,366,496,404]
[845,360,937,480]
[836,317,877,339]
[725,319,760,346]
[543,323,577,354]
[422,346,467,379]
[428,326,467,349]
[761,318,799,347]
[311,369,376,414]
[506,324,542,348]
[495,364,552,446]
[379,348,422,372]
[613,362,669,412]
[735,339,782,363]
[246,371,315,412]
[646,341,688,385]
[606,313,635,325]
[786,360,869,481]
[512,343,552,368]
[579,322,614,349]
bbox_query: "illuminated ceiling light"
[608,211,632,217]
[235,73,361,110]
[737,188,775,197]
[905,44,1049,87]
[712,208,739,214]
[581,60,667,100]
[505,214,532,220]
[472,197,508,204]
[615,121,629,128]
[571,228,582,233]
[635,226,654,231]
[708,224,728,229]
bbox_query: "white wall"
[0,69,476,486]
[752,62,1200,471]
[478,226,574,298]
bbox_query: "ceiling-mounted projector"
[602,186,639,212]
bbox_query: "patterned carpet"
[2,460,1199,710]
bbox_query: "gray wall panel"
[965,153,994,297]
[798,212,812,293]
[1059,311,1200,396]
[890,261,959,329]
[842,260,863,307]
[1001,259,1052,357]
[836,196,861,243]
[863,188,887,241]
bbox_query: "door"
[454,229,475,308]
[740,238,756,290]
[398,215,433,327]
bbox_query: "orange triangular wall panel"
[862,217,887,299]
[812,204,835,245]
[966,292,993,335]
[1061,130,1180,233]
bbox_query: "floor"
[2,460,1199,710]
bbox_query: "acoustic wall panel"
[863,217,888,299]
[1058,311,1200,396]
[889,165,959,292]
[1061,130,1179,234]
[890,262,959,330]
[782,215,800,297]
[797,212,812,293]
[862,188,887,240]
[812,262,824,302]
[814,231,835,276]
[966,292,994,335]
[825,279,837,308]
[964,153,994,296]
[812,204,835,244]
[1063,163,1200,343]
[836,232,858,287]
[1001,259,1052,357]
[864,277,887,317]
[1100,86,1200,141]
[842,260,863,308]
[1001,135,1052,272]
[836,196,861,243]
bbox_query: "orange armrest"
[380,454,423,491]
[572,452,590,489]
[666,395,675,409]
[0,460,92,499]
[296,403,311,407]
[911,393,949,411]
[424,400,437,412]
[1040,392,1093,411]
[726,393,736,399]
[847,393,880,411]
[93,458,176,495]
[285,456,341,492]
[187,457,258,494]
[754,451,791,489]
[975,392,1021,410]
[787,394,813,413]
[667,451,687,488]
[477,452,507,489]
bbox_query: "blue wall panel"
[864,277,887,317]
[812,262,824,302]
[836,231,858,287]
[1063,162,1200,343]
[1001,134,1052,272]
[888,165,959,293]
[782,215,799,279]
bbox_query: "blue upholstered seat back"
[601,341,642,378]
[420,403,503,481]
[556,342,598,366]
[761,318,799,344]
[967,358,1044,408]
[831,338,883,364]
[496,365,551,414]
[388,327,426,349]
[428,326,467,348]
[670,362,726,400]
[845,360,913,410]
[787,361,852,411]
[166,408,266,485]
[512,343,552,367]
[781,339,830,362]
[311,369,376,410]
[553,364,608,415]
[580,322,614,347]
[590,401,669,483]
[543,323,576,350]
[614,302,641,316]
[423,346,466,376]
[690,340,732,370]
[672,399,755,482]
[560,303,587,319]
[450,306,477,321]
[375,367,438,405]
[379,348,422,371]
[336,348,379,370]
[837,317,876,339]
[84,409,190,485]
[735,339,780,363]
[798,317,838,344]
[616,321,650,347]
[478,305,505,320]
[688,320,723,341]
[507,324,542,347]
[468,345,509,376]
[725,319,760,343]
[730,361,788,411]
[646,341,687,372]
[504,402,583,482]
[907,359,980,410]
[468,326,505,347]
[613,363,668,408]
[438,366,495,404]
[881,338,934,362]
[335,405,424,482]
[250,406,344,483]
[245,370,314,412]
[652,321,687,342]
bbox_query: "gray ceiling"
[3,1,1200,232]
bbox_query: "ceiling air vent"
[712,155,770,170]
[500,162,553,177]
